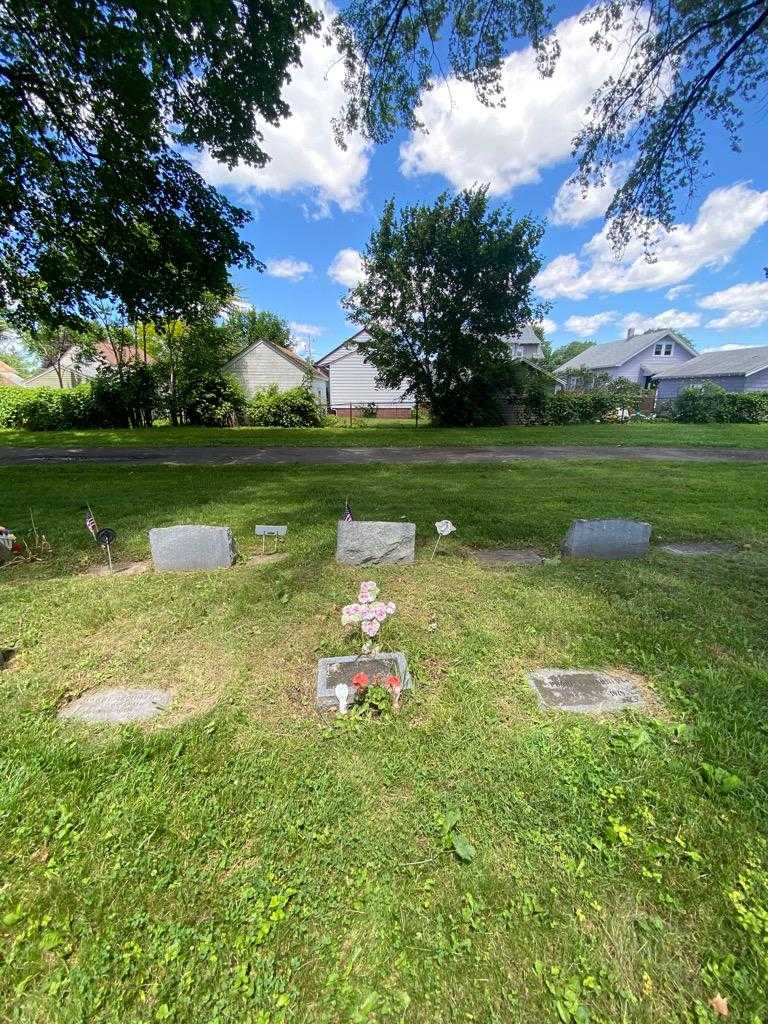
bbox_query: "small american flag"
[85,509,97,536]
[343,499,354,523]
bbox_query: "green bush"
[671,381,768,423]
[520,377,645,425]
[0,383,96,429]
[179,371,246,427]
[91,364,160,427]
[248,384,325,427]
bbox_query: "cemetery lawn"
[2,420,768,449]
[2,459,768,1023]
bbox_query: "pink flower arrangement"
[341,582,396,648]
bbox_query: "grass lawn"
[2,420,768,450]
[2,460,768,1023]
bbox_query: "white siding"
[227,342,327,402]
[327,345,413,408]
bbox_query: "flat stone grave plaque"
[86,560,150,577]
[58,688,171,724]
[527,669,645,714]
[254,525,288,537]
[149,525,238,572]
[472,548,545,567]
[316,652,412,710]
[659,541,738,557]
[562,518,651,560]
[336,521,416,566]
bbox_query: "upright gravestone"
[149,525,238,572]
[336,521,416,566]
[562,518,651,560]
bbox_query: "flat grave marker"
[562,518,651,560]
[659,541,738,557]
[149,525,238,572]
[316,652,412,711]
[336,521,416,566]
[527,668,645,714]
[58,688,171,724]
[472,548,545,567]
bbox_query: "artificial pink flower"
[362,620,380,637]
[351,672,369,690]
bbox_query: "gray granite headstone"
[58,688,171,724]
[562,518,651,560]
[316,652,412,710]
[336,521,416,565]
[149,525,238,572]
[472,548,545,567]
[659,541,738,557]
[527,669,644,713]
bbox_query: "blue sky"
[195,0,768,362]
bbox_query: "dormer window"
[654,342,674,356]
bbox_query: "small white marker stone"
[334,683,350,714]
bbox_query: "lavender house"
[653,345,768,399]
[557,328,697,388]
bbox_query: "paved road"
[2,444,768,466]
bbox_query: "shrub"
[248,385,325,427]
[180,372,247,426]
[91,363,160,427]
[360,402,377,418]
[671,381,768,423]
[0,383,96,429]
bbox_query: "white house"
[23,341,152,388]
[223,339,328,404]
[557,328,697,388]
[315,325,547,417]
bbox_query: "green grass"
[2,460,768,1023]
[2,420,768,449]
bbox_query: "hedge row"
[0,384,97,430]
[666,382,768,423]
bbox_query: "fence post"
[349,402,352,426]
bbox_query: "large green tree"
[0,0,319,327]
[344,186,546,426]
[332,1,768,252]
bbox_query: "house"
[653,345,768,400]
[0,359,24,387]
[557,328,698,388]
[315,324,548,418]
[23,341,151,388]
[505,323,544,360]
[223,339,328,404]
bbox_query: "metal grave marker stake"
[254,525,288,555]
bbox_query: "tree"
[23,325,94,387]
[0,349,34,376]
[548,340,596,370]
[1,0,320,327]
[222,308,293,356]
[343,186,546,426]
[332,0,768,253]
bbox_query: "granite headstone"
[562,518,651,560]
[336,521,416,565]
[149,525,238,572]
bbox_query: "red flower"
[386,675,401,690]
[351,672,369,690]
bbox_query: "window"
[654,343,663,355]
[654,342,674,356]
[664,343,673,355]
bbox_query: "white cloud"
[399,11,635,194]
[619,309,702,332]
[538,317,557,335]
[536,184,768,300]
[666,284,694,301]
[551,165,627,228]
[225,298,254,313]
[328,247,364,288]
[701,343,752,352]
[289,321,324,338]
[265,258,313,281]
[194,2,370,215]
[564,311,617,334]
[698,280,768,330]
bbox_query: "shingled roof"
[557,329,696,372]
[653,345,768,379]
